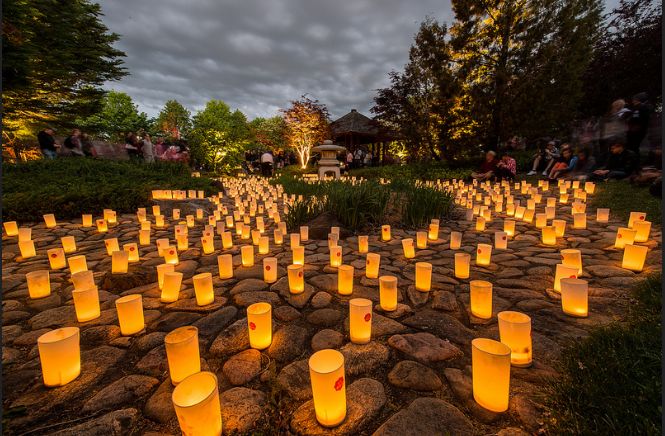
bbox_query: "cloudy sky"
[99,0,617,121]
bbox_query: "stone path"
[1,178,661,435]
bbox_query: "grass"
[2,158,218,221]
[397,184,454,228]
[590,179,661,225]
[544,274,662,435]
[284,198,324,232]
[349,161,472,181]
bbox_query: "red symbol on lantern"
[569,275,577,279]
[618,234,622,239]
[249,322,256,330]
[477,249,482,254]
[50,253,57,258]
[130,247,135,251]
[298,271,303,278]
[639,216,645,220]
[265,265,271,271]
[334,376,344,391]
[364,313,371,322]
[337,252,341,257]
[169,250,174,255]
[502,236,507,241]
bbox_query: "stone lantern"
[312,140,346,180]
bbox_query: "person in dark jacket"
[471,151,498,181]
[626,92,652,156]
[590,142,637,181]
[37,127,57,159]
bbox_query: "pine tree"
[156,100,192,140]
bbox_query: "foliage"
[398,185,454,228]
[77,91,150,141]
[349,162,472,181]
[589,179,661,225]
[284,198,324,231]
[281,95,330,168]
[3,159,216,221]
[249,116,288,151]
[2,0,126,135]
[189,100,251,173]
[324,181,391,230]
[155,100,192,140]
[544,275,662,435]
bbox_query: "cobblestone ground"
[2,178,661,435]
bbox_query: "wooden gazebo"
[330,109,394,164]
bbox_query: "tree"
[155,100,192,140]
[281,95,330,168]
[77,91,150,141]
[2,0,126,137]
[189,100,251,172]
[248,116,288,151]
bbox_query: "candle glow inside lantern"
[81,214,94,227]
[365,253,380,278]
[572,213,586,229]
[449,231,462,250]
[328,233,339,249]
[455,253,471,279]
[498,311,532,367]
[61,236,77,253]
[595,208,610,223]
[338,265,354,295]
[221,232,233,249]
[155,215,166,228]
[494,231,508,250]
[545,206,556,220]
[287,264,305,294]
[217,254,233,279]
[72,286,101,322]
[381,225,391,241]
[165,326,201,385]
[139,229,151,245]
[349,298,373,344]
[290,233,301,248]
[628,211,646,228]
[622,244,648,272]
[26,270,51,299]
[115,294,144,335]
[309,349,346,428]
[379,276,398,311]
[200,236,214,255]
[96,219,108,233]
[251,230,261,246]
[38,327,80,387]
[247,302,272,350]
[43,214,57,228]
[18,227,32,242]
[614,227,636,249]
[554,263,578,292]
[472,338,511,412]
[470,280,493,319]
[428,222,439,240]
[3,221,18,236]
[124,243,140,262]
[172,371,222,436]
[111,250,129,274]
[560,278,588,317]
[476,243,492,266]
[330,246,343,267]
[561,249,583,274]
[633,220,651,243]
[475,216,486,231]
[47,248,67,270]
[71,270,95,291]
[541,226,557,245]
[535,213,547,228]
[300,226,309,241]
[292,246,305,265]
[263,257,278,283]
[157,263,175,289]
[416,231,427,249]
[164,246,180,265]
[401,238,415,258]
[193,273,215,306]
[503,219,515,237]
[259,236,270,254]
[415,262,432,292]
[274,229,284,245]
[67,255,88,274]
[162,271,183,303]
[105,238,120,255]
[358,236,369,253]
[551,219,566,238]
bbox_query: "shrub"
[399,185,454,228]
[284,198,324,231]
[324,180,390,230]
[349,162,472,181]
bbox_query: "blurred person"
[260,150,274,177]
[62,128,84,156]
[567,148,596,181]
[495,153,516,181]
[80,133,97,157]
[527,141,559,176]
[124,132,141,160]
[154,137,166,158]
[548,145,578,180]
[37,127,58,159]
[626,92,652,155]
[471,150,498,182]
[590,141,638,181]
[142,133,155,163]
[346,150,353,169]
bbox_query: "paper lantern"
[115,294,144,335]
[498,311,532,367]
[155,215,166,228]
[415,262,432,292]
[475,217,486,231]
[328,233,339,249]
[287,264,304,294]
[416,231,427,249]
[522,208,535,224]
[331,226,340,236]
[358,236,369,253]
[554,263,578,292]
[545,206,556,220]
[263,257,278,283]
[365,253,380,279]
[465,208,475,221]
[472,338,511,412]
[196,208,203,220]
[165,326,201,385]
[67,255,87,274]
[274,229,284,245]
[292,246,305,265]
[221,232,233,249]
[72,286,101,322]
[596,208,610,223]
[71,270,94,291]
[633,220,651,243]
[94,218,108,233]
[572,213,586,229]
[349,298,373,344]
[470,280,492,319]
[476,244,492,266]
[541,226,557,245]
[494,231,508,250]
[47,248,67,270]
[628,211,646,229]
[26,270,51,299]
[172,372,222,436]
[217,254,233,279]
[506,204,515,216]
[186,215,195,228]
[401,238,415,258]
[105,238,120,256]
[330,246,343,267]
[428,222,439,240]
[381,225,391,241]
[200,236,215,255]
[560,278,588,317]
[110,250,129,274]
[43,214,57,228]
[514,206,526,220]
[559,193,569,204]
[18,227,32,242]
[290,233,301,248]
[164,246,180,265]
[309,349,346,427]
[61,236,77,253]
[258,236,270,254]
[503,219,515,237]
[193,273,215,306]
[251,230,261,246]
[455,253,470,279]
[338,265,354,295]
[535,213,547,229]
[560,249,582,275]
[3,221,18,236]
[247,302,272,350]
[161,271,183,303]
[614,227,636,249]
[548,220,565,238]
[622,244,648,272]
[139,229,151,246]
[449,231,462,250]
[124,243,140,262]
[584,181,595,194]
[241,224,251,240]
[38,327,80,387]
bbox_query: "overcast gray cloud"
[98,0,453,120]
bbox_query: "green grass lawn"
[590,180,661,225]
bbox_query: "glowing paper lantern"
[263,257,278,283]
[72,286,101,322]
[124,243,140,262]
[416,231,427,249]
[381,225,391,241]
[379,276,398,311]
[139,229,151,246]
[523,208,535,224]
[470,280,492,319]
[221,232,233,249]
[401,238,415,258]
[165,326,201,385]
[38,327,80,387]
[61,236,77,253]
[572,213,586,229]
[309,349,346,427]
[111,250,129,274]
[247,302,272,350]
[155,215,166,228]
[217,254,233,279]
[43,214,57,228]
[428,222,439,240]
[545,206,556,220]
[415,262,432,292]
[494,231,508,250]
[157,263,175,290]
[47,248,67,270]
[614,227,636,249]
[67,255,87,274]
[292,246,305,265]
[365,253,380,279]
[554,263,578,292]
[628,211,646,228]
[290,233,301,248]
[241,224,251,240]
[503,219,515,237]
[561,249,582,274]
[560,278,588,317]
[71,270,94,291]
[358,236,369,253]
[172,372,222,436]
[274,229,283,245]
[330,246,343,267]
[251,230,261,246]
[535,213,547,229]
[3,221,18,236]
[299,225,309,242]
[115,294,144,335]
[287,264,304,294]
[498,311,532,367]
[476,244,492,266]
[633,220,651,243]
[455,253,470,279]
[26,270,51,299]
[328,233,339,249]
[105,238,120,256]
[475,217,486,231]
[259,236,270,254]
[541,226,557,246]
[161,271,183,303]
[164,246,180,265]
[450,231,462,250]
[349,298,372,344]
[472,338,511,412]
[338,265,354,295]
[622,244,648,272]
[193,273,215,306]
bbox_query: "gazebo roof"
[330,109,381,136]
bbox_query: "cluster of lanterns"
[3,173,655,433]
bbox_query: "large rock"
[221,387,267,433]
[311,329,344,351]
[82,375,159,412]
[388,333,463,364]
[387,360,443,391]
[401,310,475,344]
[307,308,342,327]
[51,408,138,436]
[233,291,281,307]
[276,359,312,400]
[339,342,390,376]
[209,318,250,356]
[144,379,175,424]
[192,306,238,339]
[230,278,269,294]
[152,312,202,332]
[372,397,474,436]
[222,349,262,385]
[268,325,308,362]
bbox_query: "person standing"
[124,132,141,160]
[260,150,274,177]
[626,92,652,157]
[37,127,58,159]
[346,150,353,169]
[142,133,155,163]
